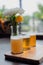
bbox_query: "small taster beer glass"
[29,33,36,47]
[10,36,23,54]
[22,35,30,50]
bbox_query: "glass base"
[11,51,23,55]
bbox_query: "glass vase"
[11,21,17,36]
[13,21,17,35]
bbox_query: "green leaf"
[23,15,31,24]
[33,12,41,19]
[38,4,43,13]
[33,4,43,20]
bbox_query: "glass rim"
[10,35,23,40]
[21,35,30,38]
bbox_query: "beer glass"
[29,33,36,47]
[22,35,30,50]
[10,36,23,54]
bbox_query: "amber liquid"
[23,38,30,50]
[10,39,23,54]
[29,35,36,47]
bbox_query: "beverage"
[10,36,23,54]
[29,33,36,47]
[22,35,30,50]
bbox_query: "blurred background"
[0,0,43,36]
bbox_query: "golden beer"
[10,36,23,54]
[29,33,36,47]
[22,35,30,50]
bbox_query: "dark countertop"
[0,38,43,65]
[0,32,43,40]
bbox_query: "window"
[22,0,43,15]
[22,0,43,33]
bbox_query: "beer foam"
[10,35,22,40]
[27,32,36,36]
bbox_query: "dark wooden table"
[0,38,43,65]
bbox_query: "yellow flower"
[15,15,23,23]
